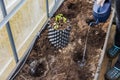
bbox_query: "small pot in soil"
[48,14,71,49]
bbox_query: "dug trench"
[15,0,110,80]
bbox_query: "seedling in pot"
[48,13,71,49]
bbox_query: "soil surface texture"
[15,0,110,80]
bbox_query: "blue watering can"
[90,0,111,26]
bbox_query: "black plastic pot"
[48,25,71,48]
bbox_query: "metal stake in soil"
[80,27,91,67]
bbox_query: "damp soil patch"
[15,0,111,80]
[29,58,49,77]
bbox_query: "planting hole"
[29,59,48,77]
[73,51,87,67]
[68,3,75,9]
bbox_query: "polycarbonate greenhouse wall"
[0,0,64,79]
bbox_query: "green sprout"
[54,24,59,30]
[53,14,67,30]
[63,17,67,23]
[55,14,66,23]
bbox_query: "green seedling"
[54,24,59,30]
[55,14,66,23]
[53,14,67,30]
[63,17,67,23]
[55,14,63,22]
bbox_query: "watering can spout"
[86,18,99,27]
[89,19,99,26]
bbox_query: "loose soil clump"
[15,0,110,80]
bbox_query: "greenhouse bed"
[7,0,114,80]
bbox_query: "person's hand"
[96,0,105,7]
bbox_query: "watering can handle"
[97,0,110,12]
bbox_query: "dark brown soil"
[15,0,110,80]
